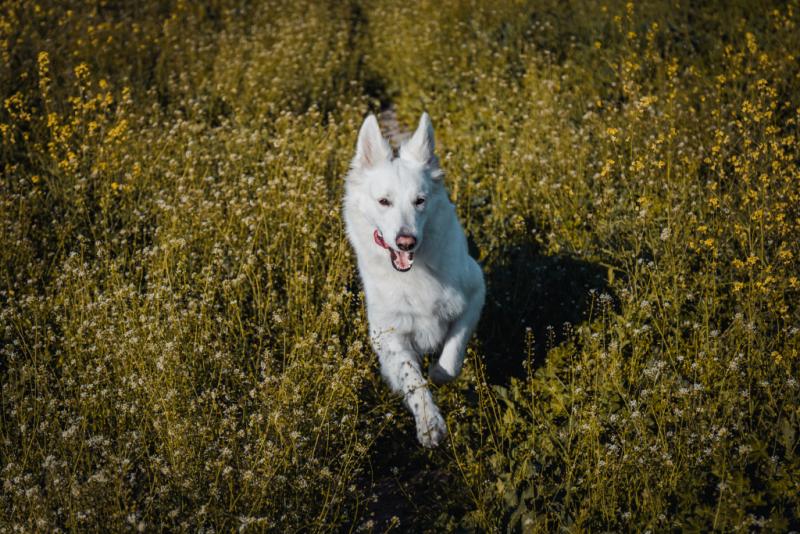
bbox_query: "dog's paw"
[429,361,458,385]
[415,408,448,448]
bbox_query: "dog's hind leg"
[372,333,447,448]
[430,281,486,385]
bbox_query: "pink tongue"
[392,250,413,270]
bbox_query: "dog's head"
[347,113,444,272]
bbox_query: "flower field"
[1,0,799,531]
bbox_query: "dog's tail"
[378,105,410,154]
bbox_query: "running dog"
[343,113,485,447]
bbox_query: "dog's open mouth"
[373,230,414,272]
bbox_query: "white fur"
[343,113,485,447]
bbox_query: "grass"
[1,0,799,531]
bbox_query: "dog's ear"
[354,114,392,170]
[400,112,435,166]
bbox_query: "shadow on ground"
[359,240,613,531]
[359,420,469,530]
[477,241,613,385]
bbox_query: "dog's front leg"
[373,332,447,447]
[430,283,485,384]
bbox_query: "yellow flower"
[74,63,90,80]
[37,51,51,97]
[745,32,758,54]
[599,158,615,178]
[37,51,49,70]
[106,119,128,141]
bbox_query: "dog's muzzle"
[374,229,414,272]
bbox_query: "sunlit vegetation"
[2,0,798,531]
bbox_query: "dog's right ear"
[353,114,392,170]
[400,112,435,166]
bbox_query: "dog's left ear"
[400,113,438,170]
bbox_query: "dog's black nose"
[396,234,416,251]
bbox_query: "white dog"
[343,113,485,447]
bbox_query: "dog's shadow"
[358,241,615,529]
[476,241,613,385]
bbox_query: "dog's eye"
[378,198,392,207]
[414,197,426,206]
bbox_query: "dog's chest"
[399,277,464,317]
[364,268,467,351]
